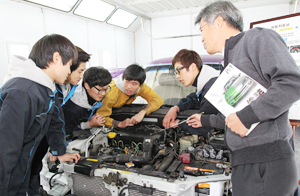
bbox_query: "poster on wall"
[250,13,300,68]
[250,13,300,120]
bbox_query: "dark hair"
[29,34,78,69]
[83,66,112,88]
[122,64,146,85]
[195,1,243,32]
[71,46,91,72]
[172,49,203,72]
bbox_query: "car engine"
[41,124,232,196]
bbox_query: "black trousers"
[28,137,49,196]
[232,156,298,196]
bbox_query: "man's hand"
[49,153,81,163]
[130,110,147,125]
[118,118,134,128]
[89,114,106,127]
[187,113,202,128]
[163,106,179,128]
[225,113,249,137]
[169,119,180,128]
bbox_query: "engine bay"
[41,123,232,196]
[40,106,232,196]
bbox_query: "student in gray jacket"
[187,1,300,196]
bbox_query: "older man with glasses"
[186,1,300,195]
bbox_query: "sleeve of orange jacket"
[96,90,118,128]
[139,83,164,115]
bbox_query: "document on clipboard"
[205,63,267,136]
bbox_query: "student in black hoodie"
[28,46,89,196]
[0,34,80,196]
[63,66,112,135]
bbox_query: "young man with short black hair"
[57,46,89,106]
[28,46,90,196]
[163,49,219,135]
[63,66,112,134]
[97,64,164,128]
[0,34,80,196]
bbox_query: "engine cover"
[109,124,164,148]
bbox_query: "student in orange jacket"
[97,64,164,128]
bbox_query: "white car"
[40,55,232,196]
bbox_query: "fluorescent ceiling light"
[107,9,138,28]
[74,0,115,22]
[24,0,78,12]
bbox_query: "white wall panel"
[242,4,290,31]
[152,37,191,60]
[115,29,135,68]
[0,1,44,84]
[87,21,117,68]
[44,10,89,51]
[135,20,152,66]
[152,15,193,37]
[0,0,135,83]
[135,4,291,63]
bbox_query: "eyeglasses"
[199,23,208,32]
[94,86,111,94]
[173,66,185,75]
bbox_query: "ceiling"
[14,0,299,32]
[111,0,296,18]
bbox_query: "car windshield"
[134,64,196,105]
[133,55,223,106]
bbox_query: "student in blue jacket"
[0,34,80,196]
[57,46,89,106]
[63,66,112,135]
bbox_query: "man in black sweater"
[163,49,220,135]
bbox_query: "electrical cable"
[49,171,64,189]
[118,186,139,196]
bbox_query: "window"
[106,9,137,29]
[74,0,115,22]
[6,42,30,65]
[22,0,138,28]
[133,65,196,105]
[24,0,78,12]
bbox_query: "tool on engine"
[184,166,216,176]
[154,118,190,134]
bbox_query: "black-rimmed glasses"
[94,86,111,94]
[173,66,185,75]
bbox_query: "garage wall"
[135,3,292,66]
[0,0,135,84]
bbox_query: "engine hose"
[116,138,153,165]
[116,154,131,164]
[157,151,175,172]
[150,141,177,164]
